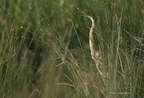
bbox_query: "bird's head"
[76,12,94,22]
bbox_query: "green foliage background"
[0,0,144,98]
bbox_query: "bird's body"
[77,12,105,77]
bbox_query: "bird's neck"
[89,17,95,42]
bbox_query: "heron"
[76,12,105,77]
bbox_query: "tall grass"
[0,0,144,98]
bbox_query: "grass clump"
[0,0,144,98]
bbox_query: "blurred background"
[0,0,144,98]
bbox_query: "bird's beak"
[76,13,86,16]
[76,12,91,16]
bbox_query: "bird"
[76,12,105,77]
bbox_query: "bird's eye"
[85,12,91,15]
